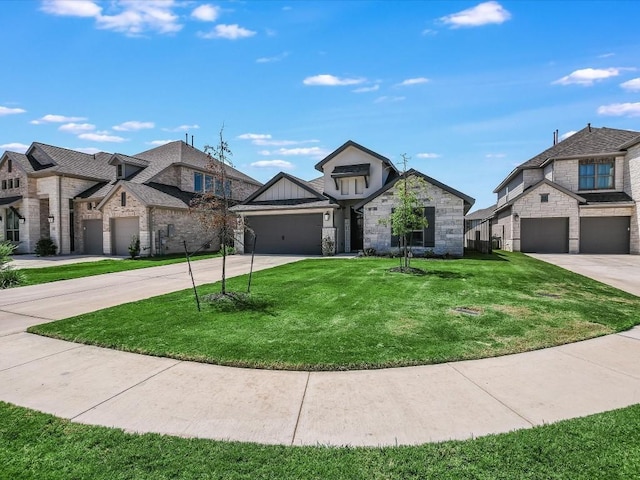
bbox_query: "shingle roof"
[314,140,399,174]
[30,143,114,180]
[240,172,327,205]
[465,204,497,221]
[307,176,324,194]
[581,192,634,204]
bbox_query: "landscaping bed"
[29,252,640,370]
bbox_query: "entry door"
[344,218,351,252]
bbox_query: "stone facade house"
[491,125,640,254]
[0,141,261,255]
[231,141,475,256]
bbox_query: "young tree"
[380,154,430,270]
[189,127,237,295]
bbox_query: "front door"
[351,209,363,251]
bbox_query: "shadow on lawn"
[202,292,276,315]
[462,251,510,262]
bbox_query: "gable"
[253,176,318,202]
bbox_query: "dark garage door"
[580,216,630,254]
[245,214,322,254]
[112,217,139,256]
[83,219,103,255]
[521,217,569,253]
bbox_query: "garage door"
[245,214,322,254]
[83,219,103,255]
[112,217,139,256]
[580,217,630,254]
[521,217,569,253]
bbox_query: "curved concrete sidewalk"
[1,254,640,446]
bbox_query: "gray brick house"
[0,141,261,255]
[232,141,475,256]
[490,125,640,254]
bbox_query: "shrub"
[364,247,376,257]
[128,235,141,259]
[35,238,57,257]
[0,241,24,288]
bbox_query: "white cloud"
[250,160,295,170]
[374,96,406,103]
[553,67,621,86]
[199,24,256,40]
[303,74,365,86]
[191,4,220,22]
[597,102,640,117]
[353,85,380,93]
[0,142,30,153]
[258,149,271,156]
[485,153,506,159]
[59,122,96,134]
[0,106,26,116]
[559,130,577,140]
[621,78,640,92]
[416,152,441,159]
[30,114,86,124]
[421,29,437,36]
[256,52,289,63]
[441,1,511,28]
[78,133,126,142]
[74,147,102,154]
[274,147,328,157]
[41,0,101,17]
[237,133,272,140]
[113,120,155,131]
[397,77,429,87]
[163,124,200,132]
[97,1,182,36]
[147,139,174,146]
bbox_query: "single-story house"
[231,141,475,256]
[0,141,261,255]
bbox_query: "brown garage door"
[244,214,322,254]
[580,217,630,254]
[83,219,103,255]
[112,217,139,256]
[521,217,569,253]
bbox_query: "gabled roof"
[353,168,475,214]
[495,179,586,213]
[465,204,497,221]
[314,140,399,174]
[25,143,114,180]
[95,180,197,210]
[494,126,640,192]
[108,153,150,168]
[240,172,327,205]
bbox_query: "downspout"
[57,175,63,255]
[148,206,154,256]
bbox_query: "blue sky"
[1,1,639,210]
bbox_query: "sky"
[1,0,639,211]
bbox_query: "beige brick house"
[232,141,474,256]
[0,141,261,255]
[490,125,640,254]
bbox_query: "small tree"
[0,241,24,289]
[380,154,430,270]
[189,127,237,295]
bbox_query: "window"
[7,159,12,173]
[5,208,19,242]
[340,179,349,195]
[121,192,126,206]
[214,178,232,197]
[540,193,549,203]
[579,159,614,190]
[68,199,74,210]
[7,179,13,189]
[194,172,203,192]
[355,178,363,194]
[117,164,123,178]
[390,207,435,248]
[1,180,5,190]
[215,178,223,195]
[87,202,93,211]
[205,175,214,192]
[14,178,19,189]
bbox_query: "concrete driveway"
[527,254,640,297]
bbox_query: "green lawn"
[30,252,640,370]
[18,252,221,286]
[1,401,639,479]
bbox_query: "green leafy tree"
[380,154,430,270]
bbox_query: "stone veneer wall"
[625,144,640,254]
[552,156,625,192]
[150,207,220,255]
[100,186,148,255]
[74,201,103,254]
[362,178,466,257]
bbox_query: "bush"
[322,236,335,256]
[364,247,376,257]
[35,238,57,256]
[128,235,140,259]
[0,241,24,288]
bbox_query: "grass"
[18,252,221,286]
[29,252,640,370]
[1,401,640,479]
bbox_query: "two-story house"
[232,140,475,256]
[492,125,640,254]
[0,141,261,255]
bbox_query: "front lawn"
[18,252,221,286]
[1,401,639,479]
[29,252,640,370]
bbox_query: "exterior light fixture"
[19,218,25,224]
[324,211,330,221]
[48,215,55,223]
[513,213,520,221]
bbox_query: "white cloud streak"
[113,121,155,131]
[397,77,429,86]
[256,52,289,63]
[59,123,96,134]
[621,78,640,91]
[147,139,174,146]
[191,4,220,22]
[237,133,272,140]
[441,1,511,28]
[303,74,365,86]
[597,102,640,117]
[559,130,577,140]
[0,106,26,116]
[374,96,406,103]
[0,143,30,153]
[41,0,102,17]
[353,85,380,93]
[163,124,200,132]
[416,152,441,159]
[553,67,622,86]
[198,24,256,40]
[78,132,127,142]
[250,160,295,170]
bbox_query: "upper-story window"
[194,172,203,192]
[7,159,12,173]
[340,179,349,195]
[116,164,124,178]
[579,159,614,190]
[121,192,127,206]
[215,179,232,196]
